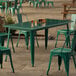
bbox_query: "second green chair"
[47,33,76,76]
[16,14,39,49]
[55,14,76,48]
[0,2,5,13]
[8,0,23,16]
[0,46,14,72]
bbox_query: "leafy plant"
[5,15,16,34]
[5,15,15,25]
[0,15,5,32]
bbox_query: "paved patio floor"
[0,39,76,76]
[0,1,76,76]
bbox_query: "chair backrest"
[17,14,22,23]
[71,32,76,52]
[19,0,23,7]
[14,0,18,9]
[0,0,3,6]
[17,14,31,27]
[70,14,76,30]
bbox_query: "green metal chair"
[0,46,14,72]
[40,0,46,7]
[0,33,15,53]
[55,14,76,48]
[8,0,23,16]
[46,1,54,8]
[0,33,15,62]
[0,34,14,72]
[0,2,5,13]
[34,0,42,8]
[47,33,76,76]
[16,14,39,49]
[28,0,35,7]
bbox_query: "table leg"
[45,29,48,49]
[30,31,35,67]
[5,2,7,14]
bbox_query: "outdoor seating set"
[0,15,75,76]
[16,14,39,49]
[50,1,76,76]
[0,0,23,15]
[0,1,76,76]
[28,0,54,8]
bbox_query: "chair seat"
[0,46,10,54]
[0,6,4,8]
[51,48,71,54]
[0,46,10,51]
[0,33,10,36]
[0,46,14,72]
[58,29,74,33]
[20,30,27,33]
[9,6,20,9]
[0,6,2,8]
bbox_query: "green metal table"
[4,19,71,67]
[0,0,15,14]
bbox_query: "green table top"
[4,19,71,32]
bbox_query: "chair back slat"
[14,0,18,9]
[17,14,22,23]
[19,0,23,7]
[71,31,76,52]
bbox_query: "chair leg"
[29,1,31,6]
[11,8,15,16]
[16,32,21,47]
[0,54,3,69]
[17,8,19,14]
[5,36,15,62]
[47,2,49,7]
[35,36,39,48]
[8,50,14,73]
[11,9,14,16]
[35,2,38,8]
[63,55,70,76]
[46,53,53,75]
[24,33,29,49]
[2,38,5,46]
[8,8,11,14]
[33,2,35,7]
[65,33,71,48]
[55,31,60,48]
[58,56,62,70]
[1,8,3,13]
[35,3,38,8]
[51,2,54,7]
[72,55,76,68]
[44,2,46,7]
[39,3,41,8]
[10,36,15,53]
[35,32,39,48]
[5,55,8,62]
